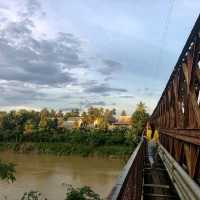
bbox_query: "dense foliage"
[0,127,136,157]
[0,128,134,144]
[131,102,149,136]
[0,159,16,183]
[20,191,44,200]
[65,185,102,200]
[0,103,149,157]
[0,107,116,135]
[19,186,102,200]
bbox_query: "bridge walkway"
[142,152,180,200]
[107,139,200,200]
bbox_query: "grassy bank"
[0,142,134,158]
[0,128,138,158]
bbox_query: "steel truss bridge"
[107,14,200,200]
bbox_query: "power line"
[154,0,175,78]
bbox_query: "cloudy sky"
[0,0,199,114]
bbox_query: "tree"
[24,120,36,135]
[132,102,149,136]
[39,116,49,131]
[65,185,102,200]
[71,109,80,117]
[0,160,16,183]
[19,186,102,200]
[20,191,45,200]
[64,109,79,120]
[49,118,58,130]
[87,107,103,125]
[50,109,56,118]
[96,117,107,129]
[104,109,116,125]
[0,112,8,130]
[81,112,89,128]
[15,110,30,132]
[57,110,64,118]
[121,110,127,116]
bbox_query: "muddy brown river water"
[0,151,124,200]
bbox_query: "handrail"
[158,143,200,200]
[107,138,144,200]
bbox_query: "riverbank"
[0,142,134,158]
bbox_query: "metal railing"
[107,138,145,200]
[158,143,200,200]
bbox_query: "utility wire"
[154,0,175,78]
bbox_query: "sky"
[0,0,199,115]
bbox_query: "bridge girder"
[151,14,200,183]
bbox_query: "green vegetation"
[131,102,149,136]
[0,128,136,157]
[0,159,16,183]
[0,102,150,200]
[0,107,116,135]
[0,103,148,142]
[0,142,133,157]
[0,103,149,157]
[0,127,135,144]
[65,185,102,200]
[19,186,102,200]
[20,191,44,200]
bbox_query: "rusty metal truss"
[107,14,200,200]
[151,14,200,183]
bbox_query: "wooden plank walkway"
[142,153,180,200]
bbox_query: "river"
[0,151,124,200]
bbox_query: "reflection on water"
[0,151,124,200]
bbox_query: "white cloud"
[0,0,199,112]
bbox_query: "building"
[111,115,132,129]
[59,117,83,129]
